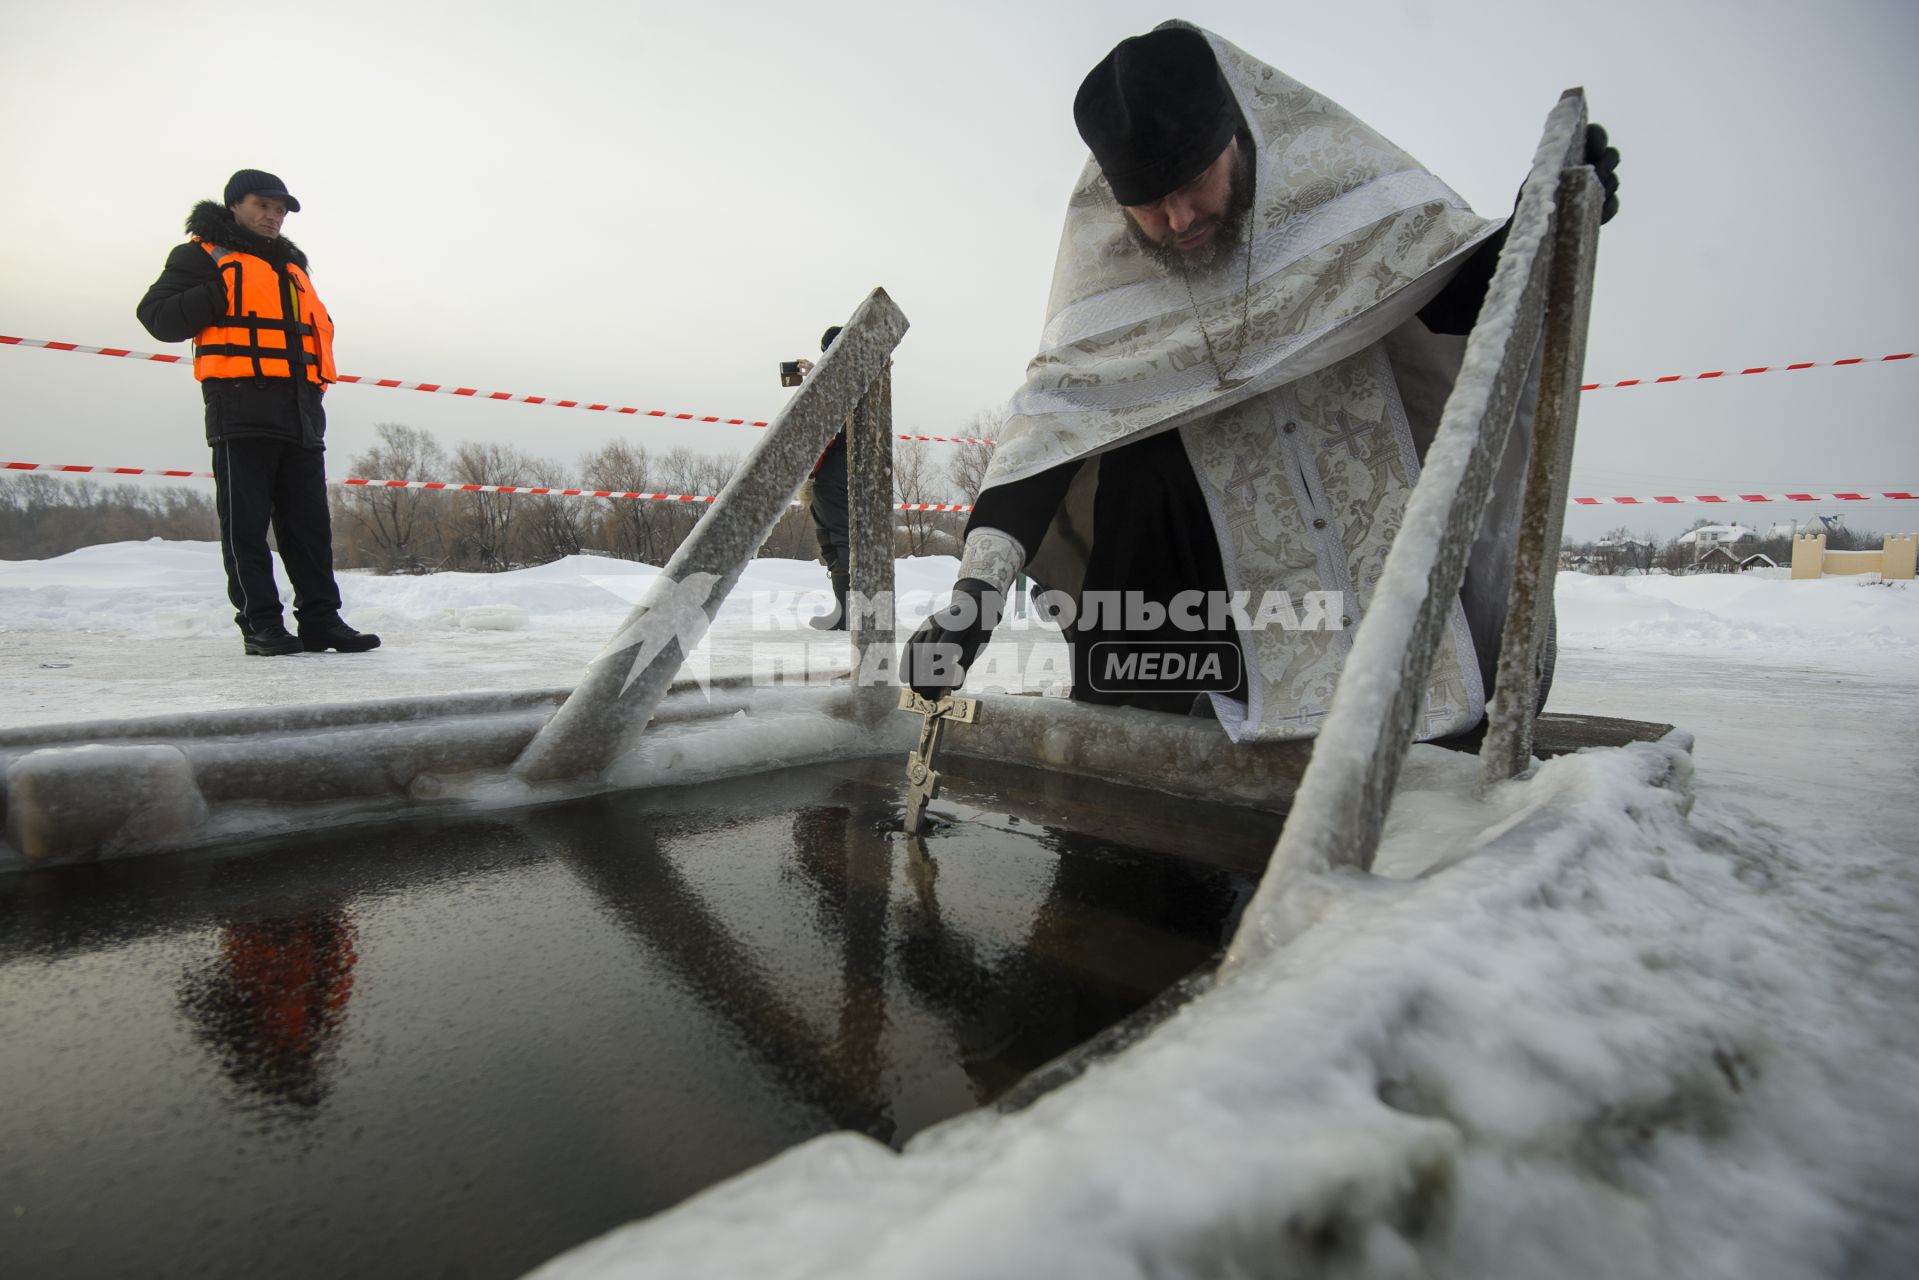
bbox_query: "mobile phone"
[779,360,803,387]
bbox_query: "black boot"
[809,571,850,631]
[300,616,382,653]
[242,619,304,657]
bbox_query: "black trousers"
[1066,431,1246,713]
[212,437,342,632]
[809,434,850,575]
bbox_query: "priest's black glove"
[1584,123,1620,224]
[900,577,1004,698]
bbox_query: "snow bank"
[15,542,1903,714]
[0,540,962,639]
[0,543,966,728]
[1555,571,1918,659]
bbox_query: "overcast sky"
[2,0,1913,540]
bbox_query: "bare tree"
[1633,529,1659,574]
[521,455,589,565]
[0,473,219,559]
[1592,526,1628,576]
[448,440,536,571]
[653,447,704,558]
[339,423,447,573]
[759,504,818,560]
[1589,526,1655,576]
[945,407,1001,502]
[892,439,938,557]
[575,441,740,564]
[580,440,661,563]
[649,447,738,559]
[892,438,966,557]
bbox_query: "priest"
[901,22,1617,741]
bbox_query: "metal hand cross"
[897,687,980,835]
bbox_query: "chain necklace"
[1179,205,1256,392]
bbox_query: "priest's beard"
[1128,137,1256,274]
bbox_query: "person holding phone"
[785,325,849,630]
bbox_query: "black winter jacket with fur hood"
[137,201,328,447]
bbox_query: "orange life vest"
[192,239,337,386]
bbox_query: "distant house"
[1739,553,1778,572]
[1767,514,1846,539]
[1676,523,1759,548]
[1694,545,1741,573]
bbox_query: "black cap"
[224,169,301,213]
[1073,27,1241,207]
[820,325,843,353]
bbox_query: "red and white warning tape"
[1580,351,1912,391]
[0,334,999,446]
[0,337,189,365]
[339,476,718,502]
[10,462,1914,512]
[0,461,976,511]
[6,332,1913,447]
[1571,492,1915,505]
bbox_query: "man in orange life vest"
[137,169,379,656]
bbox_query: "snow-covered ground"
[3,543,1917,1277]
[0,542,1069,727]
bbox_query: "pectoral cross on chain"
[897,687,980,835]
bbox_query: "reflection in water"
[893,820,1250,1102]
[889,829,1011,1073]
[532,803,907,1143]
[541,774,1255,1147]
[788,805,894,1141]
[177,909,359,1117]
[2,762,1271,1280]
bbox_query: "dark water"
[0,757,1280,1280]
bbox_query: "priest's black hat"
[1073,26,1241,207]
